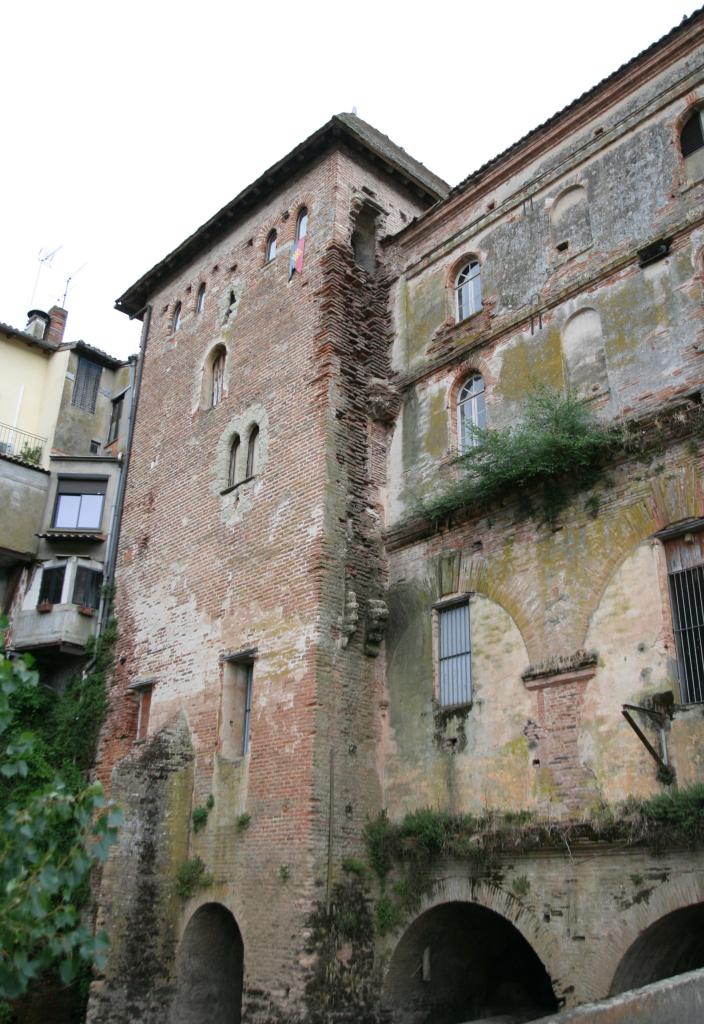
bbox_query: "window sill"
[437,701,473,712]
[455,308,483,328]
[220,476,255,496]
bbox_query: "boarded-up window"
[438,600,471,707]
[72,357,102,414]
[211,352,225,407]
[665,533,704,703]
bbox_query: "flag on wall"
[289,237,306,279]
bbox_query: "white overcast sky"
[1,1,700,360]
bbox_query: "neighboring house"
[1,307,135,689]
[91,11,704,1024]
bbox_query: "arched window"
[681,109,704,181]
[246,425,259,478]
[455,261,481,322]
[296,207,308,241]
[457,374,486,451]
[265,230,277,262]
[228,434,240,487]
[196,283,206,314]
[172,302,182,332]
[681,109,704,158]
[211,351,225,407]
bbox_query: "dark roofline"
[0,320,58,352]
[115,113,449,319]
[60,340,126,369]
[393,6,704,245]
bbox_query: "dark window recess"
[72,566,103,609]
[246,426,259,478]
[107,395,123,443]
[38,565,65,605]
[53,478,107,530]
[681,111,704,158]
[90,440,100,454]
[72,357,102,414]
[438,601,472,707]
[638,239,671,268]
[228,435,240,487]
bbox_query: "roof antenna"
[30,245,62,308]
[59,262,88,308]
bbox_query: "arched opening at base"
[610,903,704,995]
[383,901,557,1024]
[170,902,244,1024]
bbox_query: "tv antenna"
[60,262,87,308]
[30,246,62,308]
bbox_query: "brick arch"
[574,465,704,650]
[170,900,244,1024]
[458,554,535,661]
[598,876,704,999]
[380,876,564,1010]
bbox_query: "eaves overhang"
[115,113,449,320]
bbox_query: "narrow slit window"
[246,425,259,478]
[196,283,206,314]
[296,207,308,241]
[228,434,240,487]
[211,352,225,407]
[172,302,182,332]
[457,374,486,451]
[265,230,277,262]
[438,601,472,707]
[455,261,481,322]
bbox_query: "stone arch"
[170,901,244,1024]
[381,880,560,1024]
[605,878,704,996]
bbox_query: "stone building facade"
[92,11,704,1024]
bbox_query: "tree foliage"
[0,636,120,999]
[419,387,616,525]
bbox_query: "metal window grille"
[73,566,103,609]
[438,601,472,707]
[242,664,253,755]
[72,357,102,414]
[669,565,704,703]
[38,565,65,605]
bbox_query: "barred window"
[437,600,472,707]
[666,534,704,704]
[72,357,102,414]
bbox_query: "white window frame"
[455,261,481,322]
[457,374,486,452]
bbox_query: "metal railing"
[0,422,47,466]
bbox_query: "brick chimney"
[46,305,68,345]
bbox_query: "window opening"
[246,425,259,478]
[228,435,240,487]
[457,374,486,451]
[665,534,704,704]
[107,395,123,444]
[89,440,100,454]
[265,230,277,262]
[455,261,481,322]
[438,600,472,707]
[296,207,308,241]
[221,659,254,758]
[351,206,377,272]
[72,566,103,609]
[681,110,704,158]
[211,352,225,407]
[72,357,102,414]
[38,565,65,605]
[53,478,106,531]
[196,283,206,314]
[172,302,182,332]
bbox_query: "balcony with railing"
[0,422,47,466]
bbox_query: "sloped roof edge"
[115,113,449,319]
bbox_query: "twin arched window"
[455,261,481,322]
[457,374,486,451]
[228,426,259,487]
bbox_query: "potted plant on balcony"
[77,605,96,617]
[36,602,53,614]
